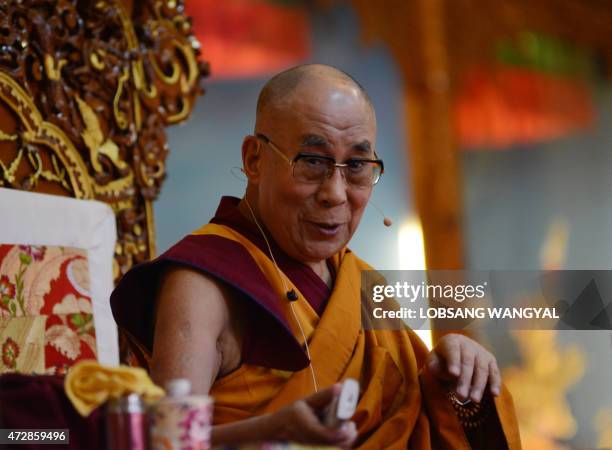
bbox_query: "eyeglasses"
[256,133,384,188]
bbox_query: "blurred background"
[153,1,612,448]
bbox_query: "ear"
[242,135,262,184]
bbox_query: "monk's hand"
[426,333,501,403]
[263,383,358,448]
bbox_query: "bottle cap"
[165,378,191,397]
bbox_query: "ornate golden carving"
[0,0,209,279]
[0,72,93,198]
[27,150,71,191]
[166,97,190,123]
[150,54,180,85]
[145,199,157,259]
[112,68,130,130]
[0,149,24,184]
[43,55,67,81]
[0,130,17,141]
[90,50,106,71]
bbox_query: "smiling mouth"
[308,221,344,236]
[318,222,340,229]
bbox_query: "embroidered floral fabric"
[0,244,97,375]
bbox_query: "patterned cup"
[149,395,214,450]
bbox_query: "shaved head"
[255,64,373,128]
[242,63,378,265]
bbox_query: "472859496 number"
[0,429,69,444]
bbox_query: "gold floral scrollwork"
[0,71,93,198]
[167,96,190,123]
[132,60,158,99]
[110,0,158,100]
[76,95,128,173]
[133,95,143,131]
[90,50,106,71]
[0,130,17,141]
[43,55,67,81]
[139,158,165,188]
[92,172,134,197]
[174,40,200,94]
[26,150,70,191]
[0,0,207,286]
[76,95,108,174]
[0,148,24,184]
[144,199,157,259]
[149,53,181,86]
[98,140,128,171]
[112,69,130,130]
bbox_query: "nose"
[316,166,348,206]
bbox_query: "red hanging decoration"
[454,65,595,150]
[185,0,311,80]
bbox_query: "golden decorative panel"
[0,0,208,278]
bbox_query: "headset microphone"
[371,201,393,227]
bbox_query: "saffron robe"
[110,199,522,450]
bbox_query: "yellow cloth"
[194,223,522,450]
[64,359,165,416]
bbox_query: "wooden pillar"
[403,0,464,271]
[351,0,465,270]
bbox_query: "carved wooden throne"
[0,0,207,367]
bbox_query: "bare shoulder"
[156,265,231,328]
[151,265,236,393]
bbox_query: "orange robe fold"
[193,223,522,450]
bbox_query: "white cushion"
[0,187,119,366]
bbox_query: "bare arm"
[150,266,227,394]
[150,266,356,447]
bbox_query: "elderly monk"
[111,64,521,449]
